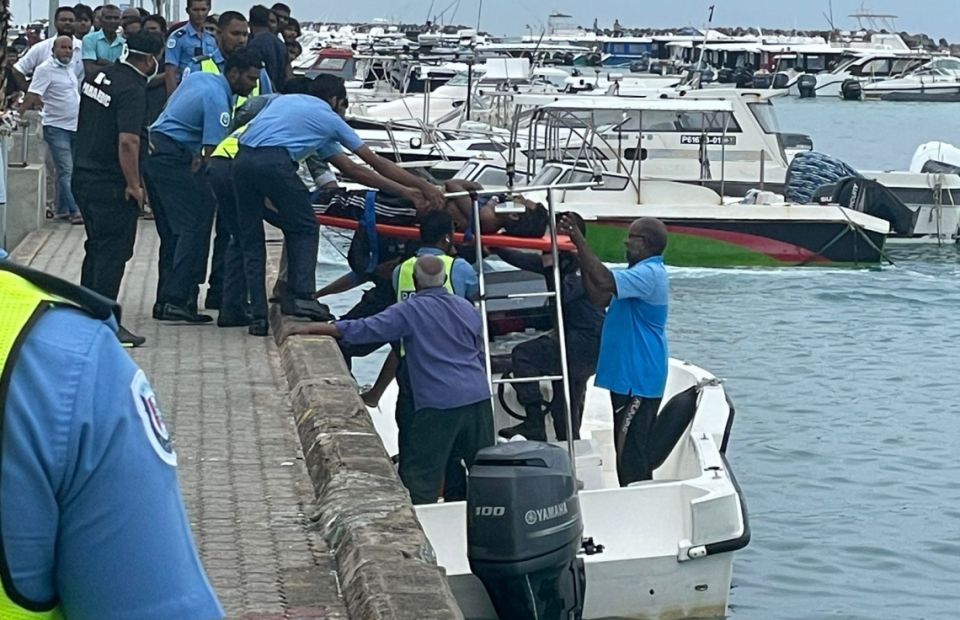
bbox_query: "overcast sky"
[13,0,960,41]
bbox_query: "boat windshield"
[747,101,781,134]
[528,165,564,186]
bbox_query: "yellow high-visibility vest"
[0,269,66,620]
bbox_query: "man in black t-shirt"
[72,31,164,347]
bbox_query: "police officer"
[200,10,273,311]
[73,31,164,348]
[206,92,277,326]
[164,0,218,96]
[199,11,273,99]
[232,74,445,336]
[144,48,262,324]
[0,258,223,619]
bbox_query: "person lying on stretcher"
[314,178,550,238]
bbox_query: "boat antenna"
[692,5,715,89]
[476,0,483,31]
[822,0,836,40]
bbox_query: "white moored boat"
[367,356,749,619]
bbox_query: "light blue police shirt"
[594,255,669,398]
[209,48,274,95]
[2,308,223,619]
[391,247,479,300]
[239,94,364,161]
[150,71,232,154]
[165,23,219,82]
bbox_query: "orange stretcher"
[316,215,576,252]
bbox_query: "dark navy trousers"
[143,132,216,308]
[231,146,319,320]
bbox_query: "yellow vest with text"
[0,270,66,620]
[395,254,455,303]
[199,57,259,110]
[395,254,456,357]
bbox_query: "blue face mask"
[53,56,72,68]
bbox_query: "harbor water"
[315,98,960,619]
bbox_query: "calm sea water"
[316,98,960,619]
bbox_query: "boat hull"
[585,217,887,266]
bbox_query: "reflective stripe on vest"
[199,57,259,110]
[211,125,247,159]
[0,270,65,620]
[395,254,455,303]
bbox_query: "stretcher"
[316,214,577,252]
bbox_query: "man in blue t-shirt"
[558,215,670,486]
[231,74,445,336]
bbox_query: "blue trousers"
[42,125,79,216]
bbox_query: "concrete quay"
[8,222,461,620]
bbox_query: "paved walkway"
[11,222,348,620]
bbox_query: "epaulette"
[0,260,120,323]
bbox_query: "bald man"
[558,215,670,486]
[281,255,495,504]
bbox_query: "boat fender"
[647,385,700,471]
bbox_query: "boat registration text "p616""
[680,135,737,146]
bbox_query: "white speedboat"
[367,357,749,620]
[862,57,960,100]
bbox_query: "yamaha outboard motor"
[797,74,818,98]
[841,79,863,101]
[772,72,790,89]
[467,442,586,620]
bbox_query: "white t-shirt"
[28,57,80,131]
[14,37,84,83]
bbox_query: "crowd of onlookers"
[4,1,304,222]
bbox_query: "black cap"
[126,30,163,55]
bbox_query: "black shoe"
[280,297,335,322]
[498,420,547,442]
[157,303,213,323]
[117,325,146,348]
[217,311,252,327]
[152,302,164,320]
[205,292,221,311]
[248,319,268,337]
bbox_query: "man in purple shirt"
[282,255,494,504]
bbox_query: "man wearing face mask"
[72,31,165,348]
[18,36,82,224]
[11,6,83,89]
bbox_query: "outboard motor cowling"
[467,442,586,620]
[797,74,817,98]
[772,72,790,89]
[841,79,862,101]
[751,73,773,89]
